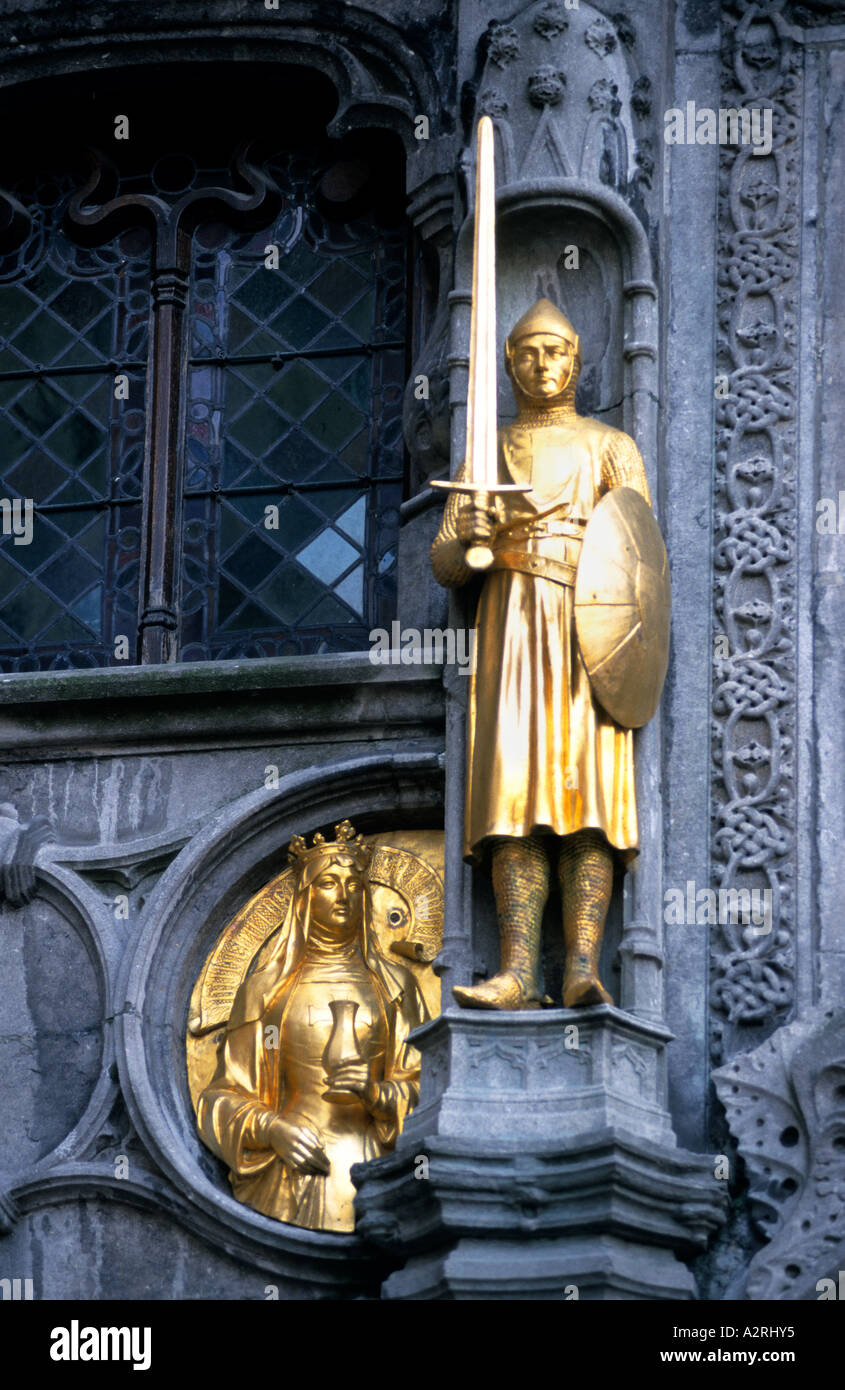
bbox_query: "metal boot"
[557,829,614,1007]
[453,835,550,1010]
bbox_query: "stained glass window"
[180,153,406,660]
[0,175,149,670]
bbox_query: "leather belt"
[499,518,587,544]
[490,549,578,588]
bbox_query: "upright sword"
[431,115,530,569]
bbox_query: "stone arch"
[1,862,117,1193]
[0,6,445,155]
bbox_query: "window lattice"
[0,144,406,670]
[0,173,149,670]
[181,154,406,660]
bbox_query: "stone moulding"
[356,1136,727,1299]
[0,2,448,155]
[50,825,198,892]
[0,657,443,757]
[401,1008,675,1147]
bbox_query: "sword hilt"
[430,476,532,572]
[465,541,495,571]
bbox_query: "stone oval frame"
[115,750,442,1285]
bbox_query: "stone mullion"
[137,242,191,665]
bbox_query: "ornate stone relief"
[631,75,652,119]
[588,78,621,115]
[714,1006,845,1299]
[610,12,637,51]
[487,22,521,69]
[533,4,569,41]
[466,1,645,193]
[528,66,567,108]
[584,16,618,58]
[710,0,802,1063]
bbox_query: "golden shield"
[574,486,671,729]
[185,830,444,1110]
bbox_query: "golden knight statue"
[431,118,669,1013]
[196,822,429,1232]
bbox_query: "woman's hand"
[324,1062,378,1107]
[266,1115,330,1174]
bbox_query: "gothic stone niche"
[493,204,624,427]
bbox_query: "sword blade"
[466,115,497,491]
[429,115,530,562]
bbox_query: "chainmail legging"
[556,829,614,978]
[488,830,614,998]
[488,834,550,994]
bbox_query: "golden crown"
[288,820,372,872]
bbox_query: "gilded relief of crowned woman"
[196,822,429,1232]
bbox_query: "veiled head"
[288,820,371,938]
[307,856,366,936]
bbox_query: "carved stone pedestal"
[353,1009,728,1299]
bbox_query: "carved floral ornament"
[528,66,568,109]
[714,1006,845,1299]
[584,16,618,58]
[478,89,510,119]
[488,23,521,69]
[588,78,621,115]
[533,3,570,40]
[467,1,641,193]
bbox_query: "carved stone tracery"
[711,0,801,1063]
[714,1006,845,1299]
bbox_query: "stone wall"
[0,0,842,1300]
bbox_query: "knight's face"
[309,861,364,935]
[509,332,576,400]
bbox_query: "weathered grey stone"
[400,1008,676,1146]
[354,1011,729,1299]
[0,0,841,1304]
[713,1004,845,1300]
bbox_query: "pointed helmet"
[505,298,581,361]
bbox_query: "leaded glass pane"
[0,172,150,670]
[180,151,405,660]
